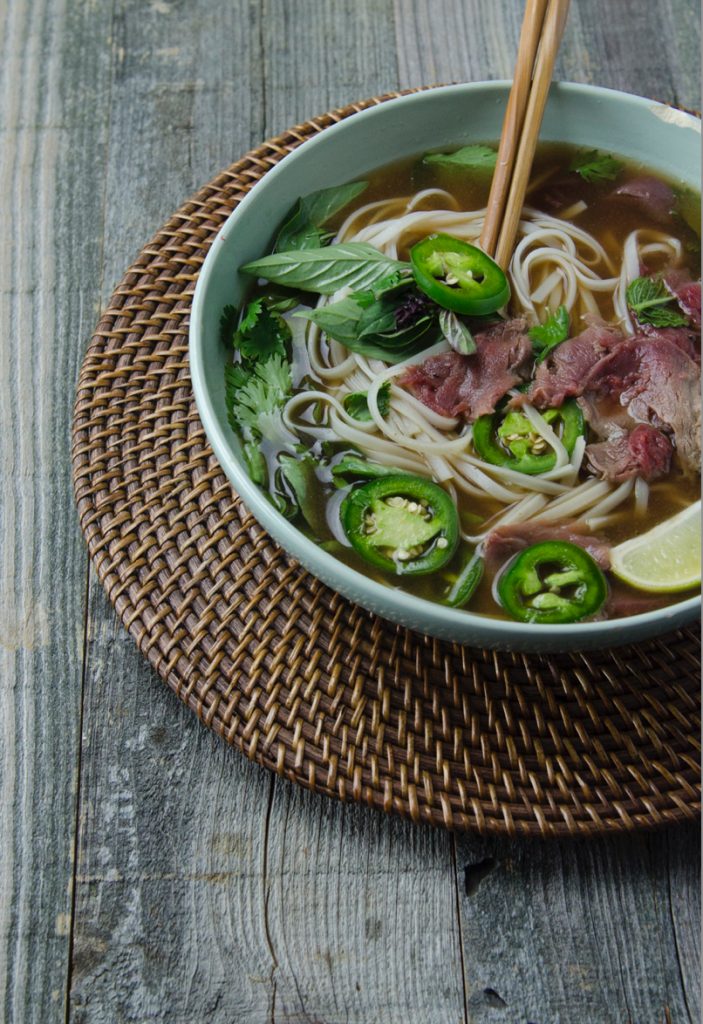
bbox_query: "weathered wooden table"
[2,1,700,1021]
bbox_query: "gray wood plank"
[454,825,701,1024]
[0,0,112,1020]
[394,0,700,112]
[69,610,276,1023]
[3,0,697,1022]
[263,789,466,1024]
[68,2,467,1022]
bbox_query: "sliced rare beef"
[632,323,700,360]
[515,320,624,409]
[482,520,611,575]
[585,424,673,482]
[665,271,702,330]
[400,318,532,421]
[583,335,701,473]
[614,176,675,222]
[522,323,701,474]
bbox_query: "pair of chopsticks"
[480,0,571,270]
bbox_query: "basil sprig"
[242,243,408,295]
[298,286,439,363]
[274,181,369,252]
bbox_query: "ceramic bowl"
[190,82,701,651]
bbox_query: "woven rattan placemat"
[72,91,701,837]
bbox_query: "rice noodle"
[277,188,687,541]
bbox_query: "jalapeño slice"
[473,400,585,475]
[497,541,607,624]
[410,234,510,316]
[341,474,459,576]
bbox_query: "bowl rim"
[190,80,701,647]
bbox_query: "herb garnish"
[438,309,476,355]
[242,243,408,295]
[529,306,570,362]
[626,276,689,328]
[274,181,369,252]
[424,145,497,172]
[299,287,439,363]
[343,382,391,422]
[229,298,292,361]
[569,150,624,183]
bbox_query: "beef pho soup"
[221,142,701,625]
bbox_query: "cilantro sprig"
[569,150,624,184]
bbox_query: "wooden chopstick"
[493,0,571,271]
[480,0,549,260]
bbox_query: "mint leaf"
[438,309,476,355]
[343,382,391,422]
[243,243,408,295]
[275,181,369,252]
[569,149,624,183]
[626,276,688,328]
[529,306,570,362]
[424,145,497,171]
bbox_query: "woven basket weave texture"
[72,91,701,837]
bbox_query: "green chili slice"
[497,541,607,624]
[410,234,510,316]
[341,473,459,576]
[473,400,585,475]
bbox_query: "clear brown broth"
[289,143,701,618]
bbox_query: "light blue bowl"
[190,82,701,652]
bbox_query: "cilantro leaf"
[232,298,292,361]
[343,382,391,422]
[219,304,239,345]
[569,149,624,183]
[529,306,570,362]
[224,352,293,448]
[626,276,689,328]
[438,309,476,355]
[424,145,497,172]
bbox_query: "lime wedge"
[610,500,701,593]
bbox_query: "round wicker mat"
[72,91,701,837]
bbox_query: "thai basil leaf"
[331,454,401,482]
[343,382,391,422]
[354,269,415,306]
[357,298,399,338]
[274,181,369,251]
[438,309,476,355]
[279,454,331,539]
[298,296,438,363]
[626,276,689,328]
[242,243,408,295]
[424,144,497,171]
[569,149,624,183]
[529,306,570,362]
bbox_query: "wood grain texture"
[455,825,701,1023]
[0,0,112,1019]
[2,0,700,1021]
